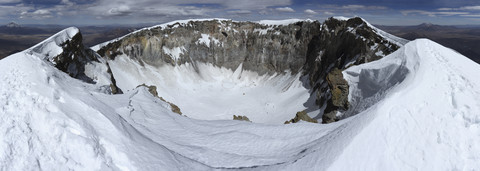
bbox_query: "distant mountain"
[6,22,20,28]
[376,23,456,32]
[376,23,480,63]
[415,23,456,31]
[0,24,52,35]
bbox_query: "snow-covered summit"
[28,27,80,63]
[6,21,20,28]
[329,16,408,46]
[331,38,480,170]
[257,18,314,26]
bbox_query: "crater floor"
[108,55,311,123]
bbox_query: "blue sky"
[0,0,479,26]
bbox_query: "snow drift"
[0,24,479,170]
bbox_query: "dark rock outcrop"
[327,68,349,109]
[51,31,98,83]
[137,84,182,115]
[233,115,251,122]
[285,110,318,124]
[304,17,400,123]
[322,68,349,123]
[28,27,122,94]
[106,62,122,94]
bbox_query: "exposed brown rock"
[322,68,350,124]
[322,111,338,124]
[285,110,318,124]
[159,97,182,115]
[326,68,349,110]
[137,84,182,115]
[233,115,251,122]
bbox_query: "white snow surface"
[257,19,313,26]
[333,16,350,21]
[1,27,480,171]
[360,18,409,46]
[108,55,310,124]
[196,34,220,48]
[162,46,186,62]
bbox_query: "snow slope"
[333,39,480,170]
[108,55,310,123]
[0,27,479,171]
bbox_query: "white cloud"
[220,0,291,10]
[438,8,454,11]
[435,11,469,15]
[304,9,317,15]
[401,10,469,17]
[342,5,364,10]
[87,1,210,19]
[308,4,386,18]
[438,6,480,11]
[460,14,480,17]
[462,6,480,10]
[312,4,388,17]
[86,0,290,19]
[341,5,387,10]
[0,0,292,21]
[20,9,53,19]
[227,10,252,15]
[324,11,334,16]
[0,0,21,4]
[106,5,132,16]
[276,7,295,13]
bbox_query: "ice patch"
[162,46,186,62]
[196,34,220,48]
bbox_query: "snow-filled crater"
[108,55,311,124]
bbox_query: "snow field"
[108,55,311,124]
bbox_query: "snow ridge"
[334,39,480,170]
[28,27,79,63]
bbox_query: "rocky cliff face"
[97,19,321,75]
[51,32,98,83]
[95,17,403,122]
[304,17,401,122]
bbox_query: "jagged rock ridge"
[27,27,122,94]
